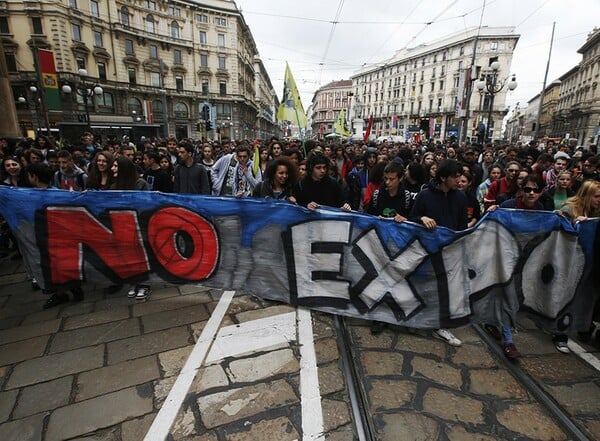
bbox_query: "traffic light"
[201,104,210,121]
[205,120,213,131]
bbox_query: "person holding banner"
[409,159,467,346]
[293,153,351,212]
[252,156,298,202]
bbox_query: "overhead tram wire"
[316,0,346,86]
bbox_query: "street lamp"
[61,69,103,131]
[476,62,517,142]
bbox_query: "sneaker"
[135,286,151,301]
[31,278,40,291]
[43,293,69,310]
[554,340,570,354]
[503,343,522,359]
[127,286,137,298]
[433,328,462,346]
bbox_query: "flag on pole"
[38,49,61,110]
[363,115,374,143]
[276,63,307,129]
[333,109,351,137]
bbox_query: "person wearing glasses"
[487,174,548,358]
[572,155,599,193]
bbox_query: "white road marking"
[205,311,297,363]
[567,340,600,372]
[143,290,235,441]
[298,307,325,441]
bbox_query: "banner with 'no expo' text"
[0,187,597,332]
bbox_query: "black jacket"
[409,179,468,231]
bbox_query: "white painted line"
[206,311,297,363]
[297,307,325,441]
[568,340,600,372]
[144,290,235,441]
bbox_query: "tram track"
[333,316,596,441]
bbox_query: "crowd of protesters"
[1,132,599,356]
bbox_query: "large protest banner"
[0,187,597,332]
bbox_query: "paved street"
[0,251,599,441]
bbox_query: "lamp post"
[61,68,103,131]
[17,84,46,134]
[475,61,517,142]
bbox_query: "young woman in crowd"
[85,151,114,190]
[544,170,575,211]
[200,143,216,169]
[476,164,503,212]
[1,156,30,187]
[110,157,150,300]
[457,170,481,228]
[252,156,298,201]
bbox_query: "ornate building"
[555,28,599,149]
[309,79,352,139]
[351,27,519,143]
[1,0,280,142]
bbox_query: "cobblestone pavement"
[0,253,599,440]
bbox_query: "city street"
[0,250,599,441]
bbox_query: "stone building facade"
[309,79,352,139]
[1,0,279,142]
[351,26,519,143]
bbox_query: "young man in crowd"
[409,159,467,347]
[54,150,87,191]
[294,153,351,211]
[173,142,210,194]
[143,150,173,193]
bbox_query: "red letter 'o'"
[148,207,218,280]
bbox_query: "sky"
[235,0,599,113]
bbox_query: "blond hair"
[564,180,600,218]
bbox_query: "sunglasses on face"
[522,186,542,194]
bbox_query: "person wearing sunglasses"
[486,174,549,358]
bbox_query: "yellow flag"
[333,108,351,137]
[276,63,307,128]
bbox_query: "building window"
[72,23,82,41]
[170,21,180,39]
[146,15,155,34]
[128,68,136,84]
[169,6,181,16]
[458,60,463,70]
[459,46,465,56]
[439,80,444,90]
[125,39,134,54]
[175,75,183,92]
[4,52,16,72]
[432,67,436,78]
[150,45,158,59]
[174,49,182,64]
[200,54,208,67]
[214,17,227,26]
[90,0,100,18]
[219,81,226,96]
[0,16,9,34]
[93,30,103,47]
[218,56,226,69]
[120,7,130,26]
[490,41,498,51]
[97,62,106,80]
[76,57,86,70]
[197,13,208,23]
[199,31,207,44]
[150,72,160,87]
[69,0,77,9]
[174,102,188,118]
[217,34,225,47]
[32,17,43,35]
[144,0,156,10]
[97,91,114,110]
[201,79,209,95]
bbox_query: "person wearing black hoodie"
[409,159,467,346]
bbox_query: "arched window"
[127,97,143,115]
[145,14,155,34]
[120,7,130,26]
[170,21,180,39]
[173,102,188,118]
